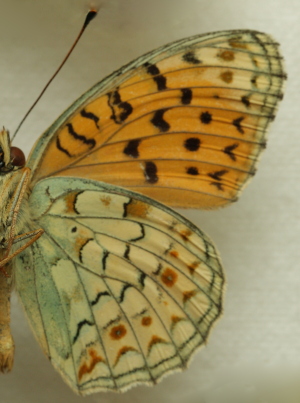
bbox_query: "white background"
[0,0,299,402]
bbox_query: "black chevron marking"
[130,224,145,242]
[223,143,239,161]
[124,244,130,260]
[80,108,100,129]
[79,238,94,263]
[73,319,94,344]
[91,291,110,306]
[66,123,96,149]
[139,272,146,288]
[210,182,224,191]
[119,284,133,303]
[153,263,163,276]
[56,135,72,157]
[122,198,132,218]
[208,170,228,181]
[232,116,245,134]
[102,250,109,271]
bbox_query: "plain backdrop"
[0,0,299,402]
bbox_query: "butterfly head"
[0,129,25,174]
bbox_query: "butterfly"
[0,27,285,395]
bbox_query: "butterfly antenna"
[11,9,98,143]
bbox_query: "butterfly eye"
[10,146,26,167]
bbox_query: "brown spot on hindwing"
[78,349,105,381]
[220,70,233,83]
[110,325,127,340]
[161,268,178,287]
[141,316,152,326]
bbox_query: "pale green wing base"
[15,177,224,395]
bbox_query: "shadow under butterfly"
[0,28,286,395]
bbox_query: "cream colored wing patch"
[14,177,223,395]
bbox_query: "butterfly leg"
[0,228,44,269]
[0,168,40,275]
[0,262,14,372]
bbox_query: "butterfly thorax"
[0,129,29,372]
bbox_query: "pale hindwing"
[14,177,224,394]
[27,30,286,209]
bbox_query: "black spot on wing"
[200,111,212,124]
[123,139,141,158]
[144,62,167,91]
[144,161,158,184]
[151,109,170,132]
[182,51,201,64]
[181,88,192,105]
[184,137,201,151]
[186,166,199,175]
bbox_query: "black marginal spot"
[56,135,72,157]
[66,123,96,149]
[144,161,158,184]
[91,291,110,306]
[210,182,224,191]
[200,111,212,124]
[102,250,109,271]
[124,244,130,260]
[182,51,201,64]
[71,226,77,233]
[119,284,132,303]
[144,62,167,91]
[80,108,100,128]
[123,199,132,218]
[73,319,94,344]
[150,109,170,132]
[107,89,133,124]
[181,88,192,105]
[184,137,201,152]
[223,143,239,161]
[123,139,141,158]
[186,167,199,176]
[130,224,145,242]
[139,272,146,288]
[79,238,93,263]
[232,116,245,134]
[208,170,228,181]
[241,95,250,108]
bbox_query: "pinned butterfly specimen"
[0,21,286,395]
